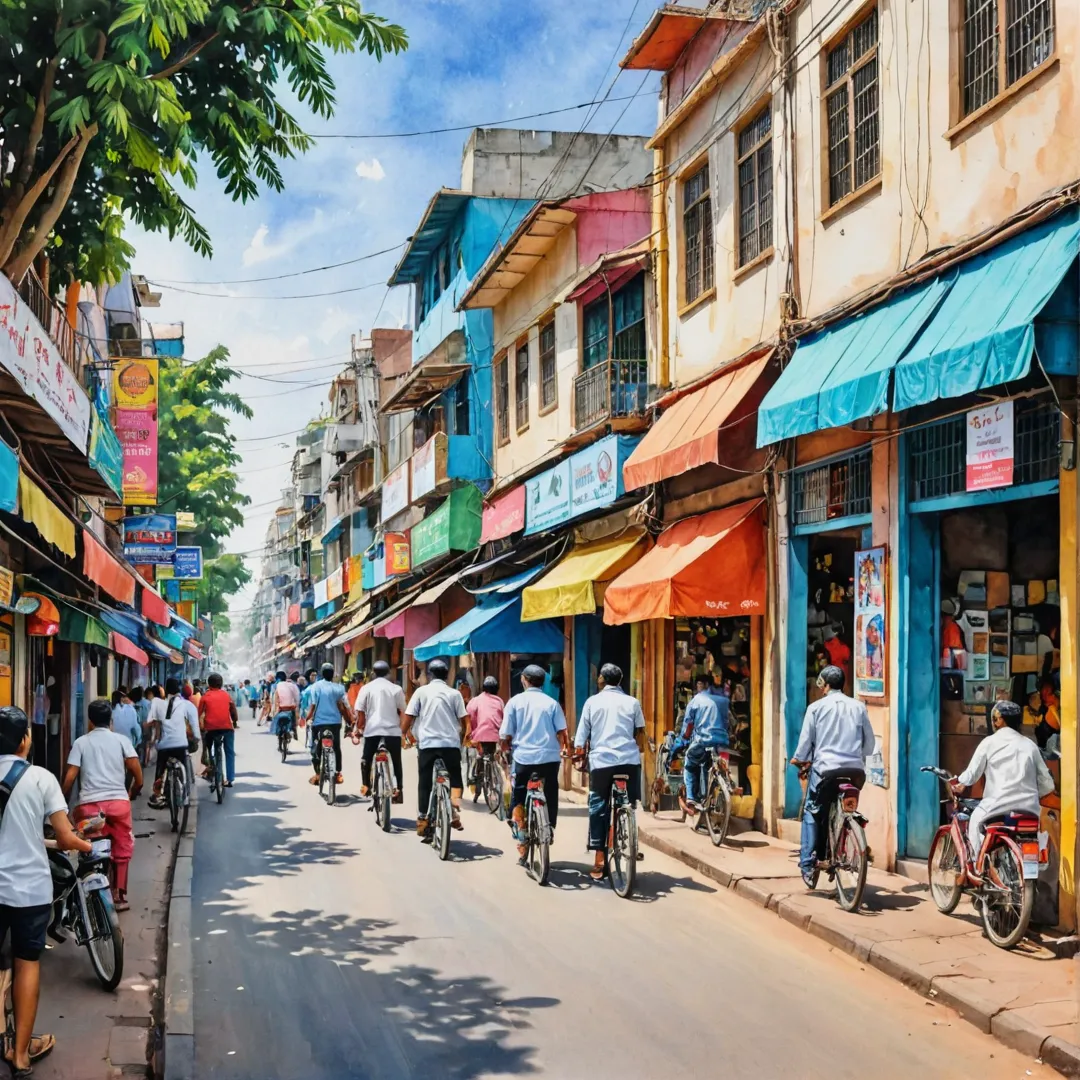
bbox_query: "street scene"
[0,0,1078,1078]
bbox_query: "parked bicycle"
[317,728,338,806]
[368,738,395,832]
[164,753,190,835]
[922,765,1045,949]
[422,756,454,860]
[519,770,553,886]
[681,747,736,847]
[472,745,507,820]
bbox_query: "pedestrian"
[111,689,141,750]
[62,699,142,911]
[0,706,91,1076]
[199,673,238,787]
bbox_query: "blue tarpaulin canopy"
[413,593,563,662]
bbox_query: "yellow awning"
[328,603,372,648]
[18,474,75,558]
[521,531,649,622]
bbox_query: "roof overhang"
[388,190,472,287]
[381,359,469,414]
[621,5,719,71]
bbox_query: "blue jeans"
[205,729,235,783]
[684,741,723,804]
[799,767,866,873]
[273,711,296,737]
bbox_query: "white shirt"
[794,691,876,774]
[958,725,1055,819]
[149,694,198,751]
[357,678,407,739]
[405,679,466,750]
[68,727,137,804]
[0,756,68,907]
[575,686,644,769]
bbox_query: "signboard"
[162,579,181,603]
[115,407,158,504]
[0,273,93,451]
[411,433,447,500]
[123,514,177,564]
[570,435,619,516]
[411,499,450,566]
[386,532,411,575]
[854,546,887,699]
[88,409,123,498]
[966,401,1014,492]
[326,564,344,601]
[381,461,410,521]
[525,459,571,535]
[112,358,158,409]
[480,485,526,543]
[176,511,196,531]
[155,564,174,580]
[173,546,203,580]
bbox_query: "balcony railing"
[17,268,80,374]
[572,359,649,431]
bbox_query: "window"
[539,319,557,410]
[681,162,714,305]
[736,105,773,267]
[824,6,880,207]
[791,449,872,526]
[583,298,608,369]
[454,376,470,436]
[612,274,646,360]
[495,353,510,445]
[961,0,1055,118]
[514,340,529,431]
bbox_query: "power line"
[150,279,390,301]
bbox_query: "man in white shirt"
[953,700,1056,861]
[354,661,406,801]
[573,664,645,881]
[402,659,467,838]
[0,706,91,1075]
[147,677,198,809]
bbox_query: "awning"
[328,603,373,649]
[413,594,564,662]
[381,360,469,414]
[151,624,186,651]
[185,640,204,660]
[18,474,75,558]
[564,251,648,308]
[111,632,148,667]
[466,566,546,596]
[141,586,170,627]
[83,533,136,606]
[521,531,649,621]
[624,354,772,487]
[621,5,715,70]
[58,604,110,648]
[479,485,526,543]
[298,627,337,653]
[603,500,766,625]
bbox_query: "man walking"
[305,664,351,786]
[354,661,406,801]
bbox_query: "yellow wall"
[1058,447,1076,929]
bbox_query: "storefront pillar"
[1058,435,1077,931]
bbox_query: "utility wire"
[150,279,389,301]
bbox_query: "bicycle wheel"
[483,760,501,815]
[167,769,181,833]
[85,890,124,991]
[703,775,731,848]
[179,768,190,835]
[928,830,964,914]
[527,800,550,886]
[609,802,638,899]
[834,816,869,912]
[981,840,1035,949]
[435,788,452,861]
[279,727,288,763]
[214,741,225,804]
[377,762,392,832]
[324,749,337,806]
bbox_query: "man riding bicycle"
[271,671,300,742]
[466,676,504,790]
[674,675,730,815]
[305,664,351,787]
[790,664,876,888]
[148,678,198,809]
[199,673,238,788]
[354,660,406,802]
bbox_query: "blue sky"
[127,0,670,621]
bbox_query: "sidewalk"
[634,807,1080,1074]
[33,798,180,1080]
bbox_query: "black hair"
[208,672,223,689]
[129,686,144,704]
[111,689,124,708]
[427,659,449,679]
[372,661,389,677]
[482,676,499,693]
[994,700,1023,731]
[165,677,181,696]
[307,668,319,680]
[275,670,286,682]
[288,671,300,682]
[600,663,624,687]
[0,707,29,755]
[320,663,334,680]
[88,698,113,728]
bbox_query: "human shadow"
[450,840,504,863]
[544,862,593,891]
[625,870,719,904]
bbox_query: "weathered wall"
[568,190,652,266]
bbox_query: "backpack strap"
[0,760,30,829]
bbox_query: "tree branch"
[12,55,61,202]
[149,1,263,81]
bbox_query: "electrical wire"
[149,279,390,301]
[152,244,405,286]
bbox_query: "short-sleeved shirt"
[347,683,363,709]
[200,688,234,732]
[248,685,260,703]
[681,690,731,747]
[467,693,504,743]
[68,727,136,804]
[500,688,567,767]
[357,678,406,738]
[405,680,466,750]
[112,702,140,745]
[309,679,346,727]
[149,694,198,751]
[575,686,645,769]
[0,756,69,908]
[274,681,300,710]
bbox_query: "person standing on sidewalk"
[0,706,91,1076]
[62,699,142,911]
[199,673,239,788]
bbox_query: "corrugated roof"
[388,190,472,286]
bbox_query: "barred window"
[514,340,529,431]
[962,0,1055,118]
[825,7,880,207]
[736,105,773,267]
[539,319,557,410]
[682,163,714,304]
[495,353,510,446]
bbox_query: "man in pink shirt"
[467,676,504,792]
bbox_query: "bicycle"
[423,756,453,861]
[317,727,338,806]
[277,714,294,763]
[605,772,639,899]
[206,731,227,805]
[368,738,395,832]
[472,746,507,820]
[520,771,552,886]
[682,746,735,847]
[164,754,190,835]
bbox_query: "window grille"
[539,319,557,410]
[515,341,529,431]
[791,449,872,526]
[495,354,510,445]
[682,163,714,303]
[737,107,773,267]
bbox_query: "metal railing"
[16,268,80,374]
[572,359,649,431]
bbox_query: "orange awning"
[83,533,136,606]
[622,354,771,489]
[141,585,170,627]
[603,500,766,625]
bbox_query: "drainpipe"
[652,142,670,390]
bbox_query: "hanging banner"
[112,358,158,409]
[172,546,203,580]
[123,514,177,563]
[115,407,158,505]
[386,532,411,575]
[854,546,887,699]
[381,462,410,522]
[326,564,344,601]
[966,401,1014,492]
[88,409,123,498]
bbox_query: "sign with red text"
[115,407,158,504]
[966,401,1014,492]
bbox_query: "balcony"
[17,268,80,374]
[573,359,649,432]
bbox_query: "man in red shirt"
[199,672,239,787]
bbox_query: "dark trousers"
[155,746,187,784]
[512,760,562,829]
[417,746,463,818]
[310,724,342,774]
[800,767,866,872]
[362,735,403,791]
[587,765,641,851]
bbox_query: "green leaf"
[49,95,91,136]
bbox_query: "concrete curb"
[161,785,198,1080]
[630,815,1078,1074]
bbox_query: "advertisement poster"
[115,407,158,504]
[381,462,410,521]
[123,514,177,563]
[570,434,618,516]
[112,358,158,408]
[385,532,411,575]
[525,459,571,535]
[172,546,203,580]
[854,546,886,698]
[966,401,1014,492]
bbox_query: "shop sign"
[313,576,329,608]
[0,273,93,452]
[88,409,123,498]
[570,434,621,517]
[480,485,525,543]
[163,579,181,603]
[176,511,197,531]
[173,546,203,580]
[112,358,158,409]
[115,407,158,505]
[381,462,410,521]
[386,532,411,575]
[179,582,198,600]
[411,432,447,500]
[0,566,13,609]
[326,564,344,601]
[156,564,174,580]
[411,499,451,566]
[854,546,887,701]
[525,459,571,535]
[966,401,1014,492]
[123,514,177,563]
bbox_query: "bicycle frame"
[606,776,631,847]
[426,760,450,821]
[933,794,1042,890]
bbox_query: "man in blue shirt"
[500,664,569,861]
[675,675,730,813]
[304,664,351,787]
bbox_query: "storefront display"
[804,534,858,699]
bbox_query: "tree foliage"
[157,344,252,632]
[0,0,407,283]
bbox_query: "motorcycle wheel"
[86,890,124,991]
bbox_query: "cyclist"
[199,673,238,788]
[354,660,405,801]
[346,670,364,713]
[148,678,198,809]
[300,668,319,750]
[573,663,645,881]
[675,674,731,815]
[305,663,351,787]
[500,664,569,861]
[790,664,875,888]
[466,676,504,792]
[402,659,468,839]
[271,671,299,743]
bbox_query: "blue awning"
[465,566,545,596]
[413,595,564,662]
[758,209,1080,446]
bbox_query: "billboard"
[123,514,177,564]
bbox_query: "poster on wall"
[853,546,886,698]
[966,401,1014,492]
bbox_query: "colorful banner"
[326,564,344,601]
[123,514,177,564]
[381,461,410,521]
[112,358,158,409]
[115,407,158,505]
[163,579,181,603]
[173,546,203,580]
[854,546,887,699]
[966,401,1014,492]
[0,440,17,514]
[88,408,123,498]
[386,532,411,575]
[480,485,525,543]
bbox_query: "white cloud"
[355,158,386,182]
[241,224,290,267]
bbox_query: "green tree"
[0,0,407,284]
[157,344,251,632]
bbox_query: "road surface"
[190,724,1053,1079]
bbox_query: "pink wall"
[667,19,754,113]
[564,190,652,268]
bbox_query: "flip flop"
[589,868,605,881]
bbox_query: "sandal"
[29,1036,54,1064]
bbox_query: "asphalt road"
[191,723,1053,1079]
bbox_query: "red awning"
[111,632,149,667]
[141,586,170,626]
[479,486,526,544]
[83,533,136,606]
[565,257,647,307]
[185,640,204,660]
